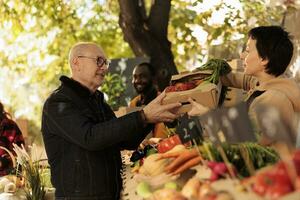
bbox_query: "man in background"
[130,62,169,138]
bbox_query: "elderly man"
[41,42,181,200]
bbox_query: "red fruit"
[253,163,293,197]
[207,161,218,169]
[139,158,144,166]
[213,163,227,175]
[202,193,217,200]
[293,150,300,176]
[265,184,293,199]
[165,86,176,93]
[252,173,273,196]
[210,172,219,181]
[157,134,182,153]
[174,82,196,91]
[183,82,196,90]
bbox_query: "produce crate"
[162,70,222,114]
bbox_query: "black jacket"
[41,76,152,200]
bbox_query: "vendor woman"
[161,25,300,175]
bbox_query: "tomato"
[253,162,293,198]
[266,185,293,199]
[165,82,196,93]
[293,150,300,176]
[174,82,196,91]
[165,86,176,93]
[157,134,182,153]
[252,173,273,196]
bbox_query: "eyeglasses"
[77,55,111,68]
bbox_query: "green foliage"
[169,0,284,71]
[101,72,126,110]
[13,144,46,200]
[23,161,46,200]
[0,0,132,143]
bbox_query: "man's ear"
[71,57,79,71]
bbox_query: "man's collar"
[59,75,103,99]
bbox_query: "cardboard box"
[114,106,143,117]
[162,71,222,114]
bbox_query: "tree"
[117,0,285,90]
[118,0,178,90]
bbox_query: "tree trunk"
[118,0,178,91]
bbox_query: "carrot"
[172,156,203,175]
[163,149,202,174]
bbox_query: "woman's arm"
[221,72,258,91]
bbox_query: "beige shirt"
[221,72,300,138]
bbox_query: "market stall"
[120,60,300,200]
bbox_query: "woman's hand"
[158,148,202,175]
[187,98,209,116]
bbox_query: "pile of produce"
[130,134,186,173]
[133,149,300,200]
[246,150,300,199]
[128,134,295,200]
[198,142,279,177]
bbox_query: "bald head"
[68,42,108,92]
[69,42,105,68]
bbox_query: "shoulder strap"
[246,90,265,110]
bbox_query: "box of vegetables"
[162,59,231,114]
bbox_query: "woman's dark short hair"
[248,26,294,77]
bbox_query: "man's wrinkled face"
[77,45,109,89]
[132,65,153,94]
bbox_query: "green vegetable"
[136,182,152,198]
[164,181,178,190]
[195,58,232,106]
[145,148,158,157]
[198,142,279,177]
[195,58,232,84]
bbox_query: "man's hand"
[143,92,181,123]
[187,98,209,116]
[158,148,202,175]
